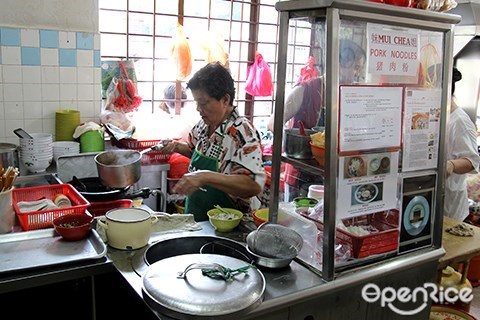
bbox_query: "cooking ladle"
[297,121,307,136]
[139,142,165,156]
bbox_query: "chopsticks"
[0,166,19,192]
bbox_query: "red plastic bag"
[245,52,273,97]
[297,56,319,85]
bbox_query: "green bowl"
[293,197,319,208]
[207,208,243,232]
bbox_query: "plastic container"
[302,210,399,259]
[110,137,170,164]
[308,184,324,201]
[11,184,90,231]
[80,130,105,153]
[88,199,133,217]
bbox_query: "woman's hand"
[172,170,208,195]
[159,139,192,158]
[159,139,177,154]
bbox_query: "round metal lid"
[142,253,265,319]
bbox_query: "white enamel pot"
[97,207,158,250]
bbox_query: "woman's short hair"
[452,66,462,94]
[186,62,236,106]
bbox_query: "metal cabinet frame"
[269,0,461,281]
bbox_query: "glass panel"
[230,21,250,41]
[259,4,278,24]
[233,1,247,20]
[134,59,154,82]
[182,18,208,38]
[154,37,174,59]
[257,43,277,62]
[137,81,153,100]
[184,0,210,17]
[210,0,231,19]
[155,0,179,15]
[99,10,127,34]
[129,35,153,58]
[99,0,127,10]
[129,13,154,35]
[257,24,278,43]
[154,16,178,36]
[154,59,176,82]
[129,0,154,13]
[101,34,127,57]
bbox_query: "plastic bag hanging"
[171,23,192,81]
[297,56,319,85]
[104,61,142,113]
[245,52,273,97]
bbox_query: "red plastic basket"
[12,184,91,231]
[110,137,170,164]
[301,210,399,259]
[88,199,133,217]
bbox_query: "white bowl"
[24,158,52,173]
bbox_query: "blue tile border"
[21,47,41,65]
[59,48,77,67]
[0,27,99,67]
[77,32,93,50]
[1,28,21,46]
[40,30,58,48]
[94,50,101,67]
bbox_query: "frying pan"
[68,176,153,202]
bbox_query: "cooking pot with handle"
[96,207,158,250]
[94,150,142,189]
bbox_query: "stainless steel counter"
[108,221,445,320]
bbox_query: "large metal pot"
[94,150,141,189]
[283,128,315,159]
[0,143,19,169]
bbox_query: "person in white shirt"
[445,67,480,221]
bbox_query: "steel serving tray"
[0,228,106,275]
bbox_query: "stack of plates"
[55,110,80,141]
[53,141,80,161]
[19,133,53,173]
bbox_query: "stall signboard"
[366,23,420,78]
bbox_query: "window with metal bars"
[99,0,280,136]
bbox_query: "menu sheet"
[402,88,442,171]
[339,86,403,153]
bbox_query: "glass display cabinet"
[269,0,460,281]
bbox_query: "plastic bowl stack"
[53,141,80,161]
[19,133,53,173]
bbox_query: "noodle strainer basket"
[246,222,303,260]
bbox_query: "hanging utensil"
[13,128,34,139]
[297,120,307,136]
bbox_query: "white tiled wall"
[0,27,102,144]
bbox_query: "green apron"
[184,148,235,221]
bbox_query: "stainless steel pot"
[283,128,314,159]
[94,150,141,189]
[0,143,19,169]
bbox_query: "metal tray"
[56,152,99,183]
[0,228,106,275]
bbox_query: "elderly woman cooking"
[160,62,266,221]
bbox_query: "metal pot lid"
[142,253,265,320]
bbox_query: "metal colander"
[246,222,303,260]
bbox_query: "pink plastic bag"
[245,52,273,97]
[297,56,319,85]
